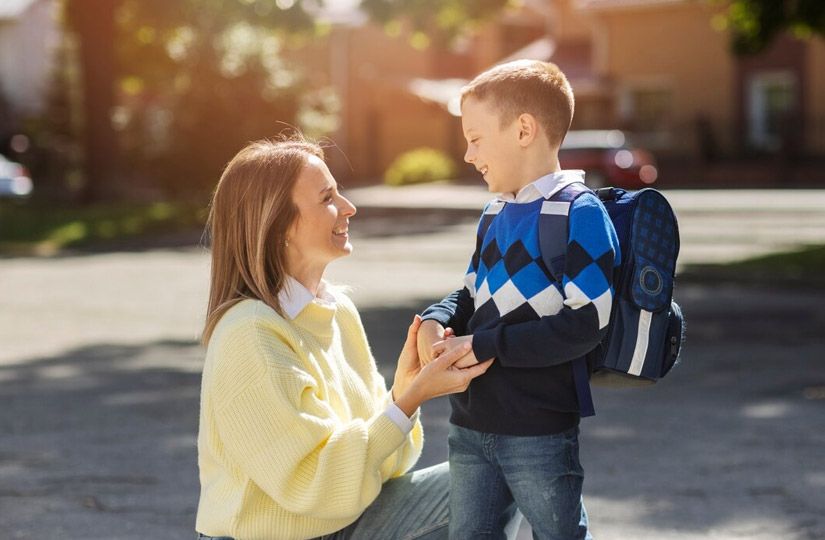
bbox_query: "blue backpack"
[539,183,686,416]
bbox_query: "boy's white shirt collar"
[497,169,586,203]
[278,276,337,320]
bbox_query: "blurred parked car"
[0,154,33,199]
[560,130,658,189]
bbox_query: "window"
[627,87,672,132]
[747,71,798,150]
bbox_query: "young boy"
[418,60,620,539]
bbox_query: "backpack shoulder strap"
[538,182,593,281]
[538,182,597,417]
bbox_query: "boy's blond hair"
[461,59,574,148]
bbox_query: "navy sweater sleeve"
[421,203,491,333]
[420,287,475,336]
[472,193,619,367]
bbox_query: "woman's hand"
[393,315,493,417]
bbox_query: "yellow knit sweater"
[196,296,424,540]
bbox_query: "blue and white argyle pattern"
[465,193,617,329]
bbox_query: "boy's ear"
[517,113,538,147]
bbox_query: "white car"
[0,154,33,198]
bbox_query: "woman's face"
[286,155,357,277]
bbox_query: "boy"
[418,60,620,539]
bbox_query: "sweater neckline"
[292,300,338,344]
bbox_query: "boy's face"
[461,96,524,195]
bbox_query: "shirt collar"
[278,276,337,320]
[497,170,586,203]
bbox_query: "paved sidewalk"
[347,183,825,267]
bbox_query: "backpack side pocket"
[660,300,685,377]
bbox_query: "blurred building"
[573,0,825,181]
[0,0,60,116]
[302,0,553,183]
[305,0,825,185]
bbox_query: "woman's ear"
[517,113,538,147]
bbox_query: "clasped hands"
[392,316,493,417]
[416,319,485,369]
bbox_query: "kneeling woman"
[196,137,491,540]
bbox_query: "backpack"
[538,183,686,416]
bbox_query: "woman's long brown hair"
[202,136,324,344]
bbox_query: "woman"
[196,136,492,540]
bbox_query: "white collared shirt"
[277,276,337,320]
[497,169,586,204]
[278,275,416,434]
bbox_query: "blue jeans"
[197,463,449,540]
[448,424,592,540]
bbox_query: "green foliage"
[384,147,456,186]
[682,244,825,288]
[0,200,206,253]
[713,0,825,55]
[56,0,512,201]
[84,0,339,198]
[360,0,511,46]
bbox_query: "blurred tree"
[20,36,81,201]
[66,0,118,203]
[360,0,510,47]
[65,0,331,200]
[114,0,322,198]
[64,0,513,201]
[716,0,825,55]
[0,88,15,149]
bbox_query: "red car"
[559,130,658,189]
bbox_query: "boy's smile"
[461,96,527,196]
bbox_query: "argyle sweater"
[422,187,620,435]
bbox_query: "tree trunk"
[68,0,118,203]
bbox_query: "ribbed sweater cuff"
[420,310,451,328]
[366,412,407,467]
[384,402,417,434]
[472,327,499,363]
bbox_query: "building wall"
[345,24,437,181]
[592,2,734,154]
[304,1,825,183]
[808,37,825,153]
[554,0,596,42]
[372,87,460,177]
[734,34,808,155]
[292,23,442,182]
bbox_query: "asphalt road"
[1,188,824,539]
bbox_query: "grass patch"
[681,245,825,288]
[0,201,208,254]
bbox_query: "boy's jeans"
[448,424,592,540]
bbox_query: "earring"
[285,239,289,247]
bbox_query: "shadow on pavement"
[1,292,824,539]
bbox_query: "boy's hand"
[393,315,493,416]
[433,335,488,369]
[417,319,454,366]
